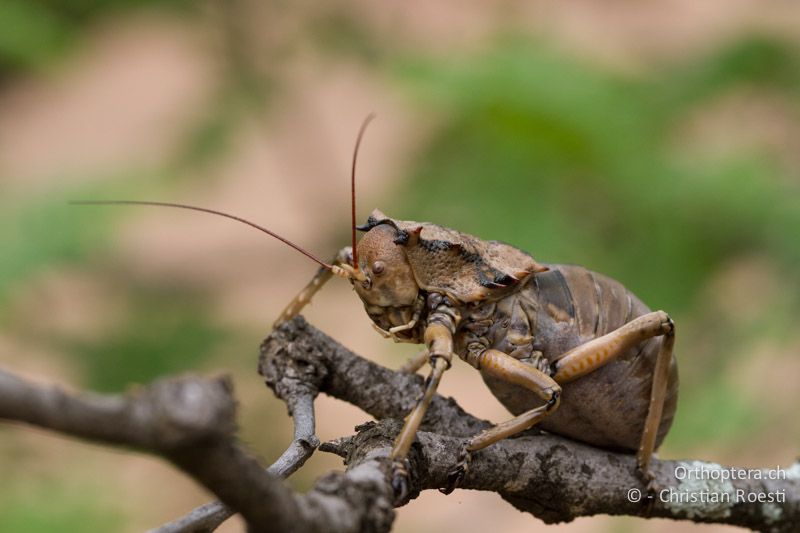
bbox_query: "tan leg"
[391,356,448,460]
[465,350,561,450]
[551,310,675,482]
[273,247,351,327]
[552,311,673,383]
[391,323,456,455]
[440,311,675,494]
[440,349,561,493]
[398,349,429,374]
[637,319,675,480]
[390,319,455,504]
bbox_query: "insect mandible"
[75,115,678,504]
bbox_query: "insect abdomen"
[482,264,679,452]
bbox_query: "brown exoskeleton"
[75,116,678,504]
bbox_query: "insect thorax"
[363,282,553,368]
[455,288,549,371]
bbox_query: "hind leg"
[551,311,675,481]
[441,312,675,494]
[636,319,675,480]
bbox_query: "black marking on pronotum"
[393,230,410,245]
[356,214,383,232]
[493,273,518,286]
[420,239,455,252]
[357,214,403,234]
[478,268,506,289]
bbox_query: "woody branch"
[261,317,799,532]
[0,316,797,532]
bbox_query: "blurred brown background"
[1,1,799,531]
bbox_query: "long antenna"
[351,113,376,269]
[70,200,334,270]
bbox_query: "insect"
[75,115,678,504]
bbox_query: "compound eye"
[372,260,385,275]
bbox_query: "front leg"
[273,247,352,327]
[551,311,676,483]
[390,295,459,505]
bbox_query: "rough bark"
[0,315,797,532]
[259,317,800,531]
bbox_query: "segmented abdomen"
[481,264,679,452]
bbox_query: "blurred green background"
[1,1,799,532]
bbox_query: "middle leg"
[440,348,561,493]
